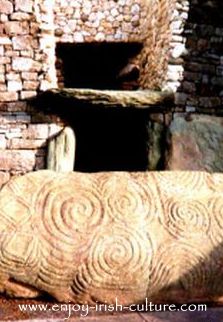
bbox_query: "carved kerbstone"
[0,170,223,304]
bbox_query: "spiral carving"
[72,225,153,297]
[207,173,223,192]
[149,242,216,296]
[159,197,210,239]
[155,171,209,196]
[208,197,223,247]
[0,170,222,305]
[34,173,104,254]
[100,172,159,225]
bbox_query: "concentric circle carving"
[208,196,223,246]
[155,171,209,196]
[35,174,104,253]
[100,172,159,225]
[159,197,210,238]
[72,225,153,296]
[149,242,215,297]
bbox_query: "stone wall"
[167,0,223,112]
[54,0,146,43]
[0,0,62,179]
[0,0,223,177]
[164,1,223,172]
[0,99,62,177]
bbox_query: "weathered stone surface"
[0,150,35,172]
[12,35,34,50]
[47,126,76,172]
[12,58,41,72]
[0,0,13,14]
[15,0,33,13]
[0,134,7,149]
[4,21,29,35]
[38,89,174,109]
[0,171,10,190]
[166,115,223,172]
[0,170,223,305]
[7,80,23,92]
[20,91,37,100]
[147,121,164,170]
[8,138,46,149]
[23,124,49,139]
[0,92,18,102]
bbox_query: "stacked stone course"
[168,0,223,113]
[0,0,223,176]
[54,0,145,43]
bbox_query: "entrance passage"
[56,42,142,90]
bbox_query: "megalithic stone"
[0,172,10,191]
[0,170,223,305]
[47,126,76,172]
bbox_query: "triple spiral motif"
[0,170,222,303]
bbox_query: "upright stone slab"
[166,114,223,172]
[47,126,76,172]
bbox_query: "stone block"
[21,72,38,81]
[15,112,31,123]
[166,115,223,172]
[0,134,6,149]
[0,37,11,45]
[0,150,35,172]
[147,121,164,170]
[20,91,37,100]
[6,73,21,81]
[7,101,27,112]
[8,138,46,149]
[0,74,5,83]
[0,92,18,102]
[0,170,223,305]
[4,21,29,36]
[12,35,34,50]
[0,0,13,14]
[24,124,49,139]
[0,84,7,91]
[0,57,10,64]
[0,114,17,124]
[12,57,42,72]
[0,45,4,56]
[23,81,39,90]
[10,12,32,21]
[7,81,23,92]
[15,0,33,13]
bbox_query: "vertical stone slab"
[47,126,76,172]
[166,114,223,172]
[147,120,164,170]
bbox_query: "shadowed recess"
[56,42,143,90]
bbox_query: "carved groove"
[0,170,222,304]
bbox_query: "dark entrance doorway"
[56,42,142,90]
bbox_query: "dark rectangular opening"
[56,42,143,90]
[71,107,149,172]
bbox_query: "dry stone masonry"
[54,0,145,43]
[0,0,222,176]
